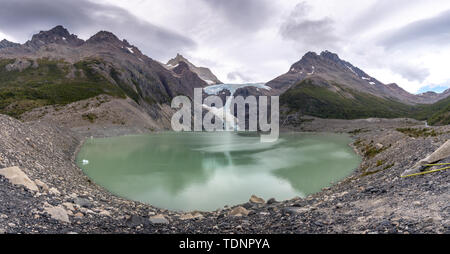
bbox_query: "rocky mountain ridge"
[165,53,222,85]
[0,26,209,125]
[267,50,449,105]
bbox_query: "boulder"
[179,212,203,220]
[74,197,93,208]
[34,179,49,192]
[249,195,265,204]
[0,166,38,192]
[229,206,249,216]
[267,198,277,204]
[62,202,75,211]
[149,214,169,224]
[44,205,70,223]
[126,215,148,227]
[48,187,61,195]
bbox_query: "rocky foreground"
[0,114,448,234]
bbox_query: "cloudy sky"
[1,0,450,93]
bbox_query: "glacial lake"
[76,132,360,212]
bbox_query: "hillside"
[413,96,450,125]
[270,51,450,105]
[280,77,450,125]
[0,26,208,124]
[280,78,414,119]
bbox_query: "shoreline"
[1,114,449,233]
[72,130,362,213]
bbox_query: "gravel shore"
[0,114,448,234]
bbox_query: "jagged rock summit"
[166,53,222,85]
[0,39,20,49]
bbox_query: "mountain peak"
[166,54,222,84]
[302,51,319,59]
[0,39,20,49]
[172,61,190,74]
[48,25,71,36]
[29,25,83,47]
[87,31,121,44]
[320,50,342,62]
[168,53,189,65]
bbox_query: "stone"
[180,212,203,220]
[179,214,194,220]
[229,206,249,217]
[191,212,204,220]
[99,210,111,217]
[267,198,277,204]
[74,197,93,208]
[126,215,147,227]
[34,179,49,192]
[282,207,309,215]
[62,202,75,211]
[0,166,38,192]
[149,214,169,224]
[74,212,84,219]
[44,205,70,223]
[249,195,265,204]
[48,187,61,196]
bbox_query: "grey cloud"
[391,64,430,83]
[227,71,252,82]
[349,0,412,34]
[380,9,450,49]
[0,0,196,60]
[201,0,273,31]
[279,2,340,50]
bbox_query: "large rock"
[229,206,250,217]
[0,166,38,192]
[34,179,49,192]
[74,197,93,208]
[149,214,169,224]
[402,140,450,176]
[44,205,70,223]
[249,195,265,204]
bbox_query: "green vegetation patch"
[280,78,450,126]
[280,80,414,120]
[82,112,98,123]
[396,128,439,138]
[0,58,125,117]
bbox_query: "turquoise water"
[76,132,360,212]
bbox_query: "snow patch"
[361,77,370,80]
[126,47,134,54]
[346,65,357,75]
[307,66,315,75]
[204,80,216,85]
[369,82,376,85]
